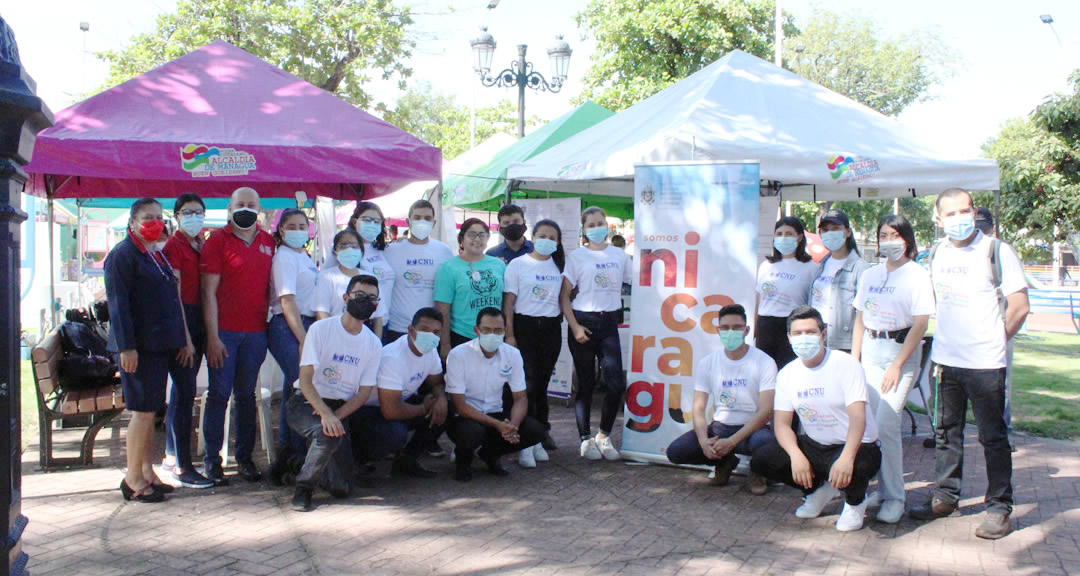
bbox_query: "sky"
[4,0,1080,159]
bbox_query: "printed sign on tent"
[621,162,761,463]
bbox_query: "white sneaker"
[448,441,456,463]
[864,491,882,508]
[795,484,841,519]
[595,435,621,461]
[533,443,550,462]
[836,500,868,532]
[876,500,904,524]
[580,438,602,460]
[518,447,537,468]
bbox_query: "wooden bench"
[31,329,125,471]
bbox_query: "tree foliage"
[790,198,937,250]
[785,10,951,116]
[575,0,795,111]
[97,0,414,109]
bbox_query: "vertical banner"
[621,162,761,463]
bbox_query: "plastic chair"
[196,386,273,464]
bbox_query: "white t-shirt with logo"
[270,248,319,316]
[445,340,526,414]
[853,261,935,332]
[930,232,1026,369]
[563,245,632,312]
[383,239,455,333]
[313,265,358,318]
[694,346,778,426]
[756,258,819,317]
[505,255,562,317]
[774,349,878,445]
[372,334,443,408]
[810,255,847,321]
[360,245,394,321]
[295,316,381,400]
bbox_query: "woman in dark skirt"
[105,198,192,502]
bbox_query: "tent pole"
[46,186,57,329]
[76,199,83,308]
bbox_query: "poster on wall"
[621,161,761,464]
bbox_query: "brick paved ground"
[18,403,1080,576]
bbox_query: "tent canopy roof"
[443,102,614,209]
[26,40,441,200]
[508,50,999,201]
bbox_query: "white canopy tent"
[508,50,999,201]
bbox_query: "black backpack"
[57,308,117,392]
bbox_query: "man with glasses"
[665,304,777,494]
[287,274,383,511]
[445,307,544,482]
[384,200,454,344]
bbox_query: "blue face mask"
[585,226,608,244]
[283,230,309,249]
[179,215,204,237]
[774,236,798,256]
[358,221,381,243]
[534,238,558,256]
[820,230,846,252]
[478,333,504,353]
[336,247,363,269]
[943,214,975,241]
[790,334,822,360]
[412,331,440,355]
[719,330,745,351]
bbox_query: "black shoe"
[206,465,230,487]
[270,447,294,487]
[120,479,165,503]
[454,465,473,483]
[172,468,214,489]
[975,511,1012,539]
[541,432,558,451]
[150,482,176,494]
[485,456,509,477]
[711,455,738,486]
[291,487,313,512]
[392,456,437,479]
[237,459,263,483]
[909,497,959,521]
[328,487,351,499]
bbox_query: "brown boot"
[908,497,958,521]
[748,471,768,495]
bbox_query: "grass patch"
[20,360,39,451]
[1010,332,1080,440]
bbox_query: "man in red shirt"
[201,187,275,485]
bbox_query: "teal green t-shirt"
[434,255,507,338]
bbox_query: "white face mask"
[879,241,907,261]
[409,219,433,241]
[478,333,504,353]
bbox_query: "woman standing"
[562,206,631,462]
[105,198,191,502]
[504,219,565,467]
[267,209,318,484]
[313,229,365,319]
[850,214,933,524]
[755,217,818,368]
[160,193,213,488]
[434,218,506,360]
[349,202,394,338]
[810,209,870,353]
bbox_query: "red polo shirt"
[200,226,275,333]
[163,231,201,306]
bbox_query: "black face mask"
[232,209,258,230]
[346,298,377,321]
[500,223,526,242]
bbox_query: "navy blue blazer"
[104,236,188,353]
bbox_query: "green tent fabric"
[442,102,632,218]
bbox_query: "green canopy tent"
[442,102,631,217]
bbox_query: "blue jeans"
[202,329,268,469]
[666,421,775,466]
[165,304,205,471]
[349,405,443,463]
[267,314,314,454]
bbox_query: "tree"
[575,0,796,111]
[785,10,951,116]
[97,0,414,109]
[383,84,540,160]
[789,198,937,250]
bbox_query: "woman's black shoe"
[120,479,165,503]
[151,482,175,494]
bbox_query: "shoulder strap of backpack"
[989,237,1007,323]
[928,240,943,281]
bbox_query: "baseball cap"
[974,207,994,233]
[820,208,850,228]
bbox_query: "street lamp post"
[470,27,572,139]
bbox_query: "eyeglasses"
[359,216,383,225]
[347,292,380,303]
[465,231,490,240]
[336,243,361,250]
[179,209,206,218]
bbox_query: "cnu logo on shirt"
[721,378,748,388]
[797,387,826,399]
[595,262,619,269]
[407,258,434,266]
[332,353,363,366]
[534,274,561,282]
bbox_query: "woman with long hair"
[349,202,394,338]
[755,216,818,368]
[504,219,566,467]
[434,218,507,360]
[105,197,191,502]
[809,209,870,353]
[562,206,631,462]
[267,209,318,484]
[850,214,933,524]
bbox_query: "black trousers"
[447,410,544,469]
[756,315,796,369]
[513,314,562,431]
[751,435,882,506]
[567,310,626,438]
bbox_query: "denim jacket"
[812,254,870,350]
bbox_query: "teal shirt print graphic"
[434,255,506,338]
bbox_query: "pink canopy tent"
[25,40,442,200]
